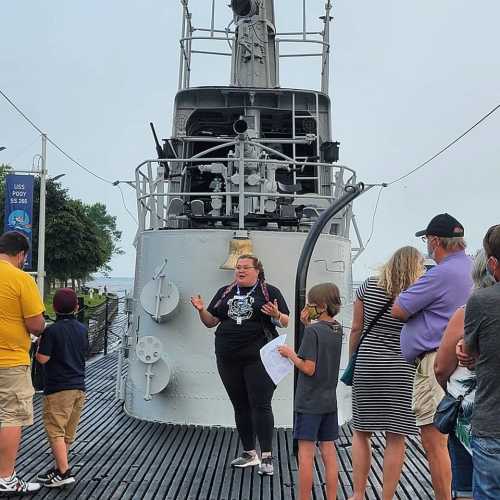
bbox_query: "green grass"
[44,291,106,317]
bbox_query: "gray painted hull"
[123,229,353,427]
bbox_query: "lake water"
[86,276,134,296]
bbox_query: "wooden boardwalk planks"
[14,354,434,499]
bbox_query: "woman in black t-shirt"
[190,254,289,476]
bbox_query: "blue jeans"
[448,433,473,498]
[471,436,500,500]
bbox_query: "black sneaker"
[0,474,41,495]
[37,468,57,483]
[42,469,75,488]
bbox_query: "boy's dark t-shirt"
[294,320,343,414]
[38,316,89,395]
[207,283,289,357]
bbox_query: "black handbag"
[433,384,475,434]
[341,298,393,386]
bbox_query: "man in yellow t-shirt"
[0,231,45,495]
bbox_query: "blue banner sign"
[3,174,35,268]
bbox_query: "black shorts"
[293,411,339,442]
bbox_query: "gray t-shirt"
[294,320,343,414]
[464,282,500,438]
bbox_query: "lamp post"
[37,134,47,297]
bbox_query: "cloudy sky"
[2,1,499,279]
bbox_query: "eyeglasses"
[421,235,437,243]
[235,266,255,271]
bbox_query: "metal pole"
[104,295,109,355]
[210,0,215,37]
[37,133,47,297]
[302,0,307,40]
[238,137,245,229]
[293,182,365,454]
[321,1,332,94]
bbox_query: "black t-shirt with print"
[207,282,289,357]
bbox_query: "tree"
[0,165,122,286]
[84,202,123,274]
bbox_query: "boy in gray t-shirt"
[278,283,343,500]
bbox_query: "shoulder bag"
[340,297,393,386]
[433,382,476,434]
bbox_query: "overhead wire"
[361,185,384,253]
[0,88,113,184]
[359,103,500,252]
[0,88,138,223]
[385,103,500,186]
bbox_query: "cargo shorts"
[0,365,35,428]
[43,389,86,444]
[412,351,445,427]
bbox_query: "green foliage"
[84,202,124,273]
[0,165,122,283]
[44,290,106,318]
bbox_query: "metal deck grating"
[14,354,433,499]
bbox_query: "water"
[86,276,134,296]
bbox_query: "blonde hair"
[377,246,424,298]
[307,283,342,317]
[437,236,466,251]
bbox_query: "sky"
[1,1,499,279]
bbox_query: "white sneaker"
[230,451,261,468]
[258,457,274,476]
[0,473,41,495]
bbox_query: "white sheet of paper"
[259,334,294,385]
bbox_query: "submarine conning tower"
[120,1,361,427]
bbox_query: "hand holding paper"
[259,335,293,385]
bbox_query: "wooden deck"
[15,354,433,499]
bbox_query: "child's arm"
[36,352,50,365]
[277,345,316,376]
[36,328,52,364]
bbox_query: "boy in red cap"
[36,288,89,488]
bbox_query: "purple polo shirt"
[396,251,473,363]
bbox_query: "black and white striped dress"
[352,277,418,435]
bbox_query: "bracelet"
[271,312,283,327]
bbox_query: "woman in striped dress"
[348,246,424,500]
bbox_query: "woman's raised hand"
[300,307,311,326]
[261,299,280,319]
[190,294,205,311]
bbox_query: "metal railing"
[178,0,333,93]
[134,136,356,236]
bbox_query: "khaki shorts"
[43,390,86,444]
[0,366,34,428]
[412,351,445,427]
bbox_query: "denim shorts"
[293,412,338,442]
[448,432,473,498]
[471,435,500,500]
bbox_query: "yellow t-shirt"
[0,260,45,367]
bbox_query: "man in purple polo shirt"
[392,213,472,500]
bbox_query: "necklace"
[230,282,259,325]
[236,282,259,297]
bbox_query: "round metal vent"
[136,336,163,364]
[140,278,180,323]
